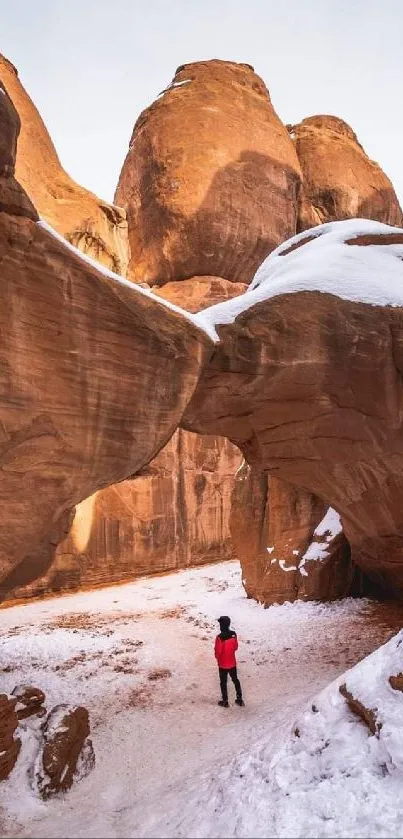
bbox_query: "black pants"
[219,667,242,702]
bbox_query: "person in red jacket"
[214,615,244,707]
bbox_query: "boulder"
[0,694,21,781]
[0,53,129,274]
[33,704,94,798]
[288,115,402,231]
[11,684,46,720]
[115,59,301,285]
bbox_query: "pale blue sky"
[1,0,402,205]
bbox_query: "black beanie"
[218,615,231,629]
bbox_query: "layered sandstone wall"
[9,429,241,600]
[231,466,353,606]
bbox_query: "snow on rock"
[299,507,342,573]
[170,79,192,88]
[314,507,343,540]
[11,685,46,720]
[268,629,403,837]
[339,630,403,770]
[38,220,218,341]
[195,218,403,340]
[279,560,297,572]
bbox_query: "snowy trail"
[0,561,402,838]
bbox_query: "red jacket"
[214,632,238,669]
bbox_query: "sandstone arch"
[3,65,403,603]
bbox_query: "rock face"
[231,467,352,605]
[1,57,246,603]
[288,115,402,231]
[4,58,403,607]
[182,221,403,600]
[0,694,20,782]
[0,101,211,599]
[115,60,301,285]
[229,113,403,605]
[33,704,94,799]
[8,428,240,599]
[0,79,37,220]
[0,54,129,274]
[153,277,248,310]
[7,279,242,601]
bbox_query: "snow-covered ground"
[0,560,402,838]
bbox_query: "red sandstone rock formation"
[229,113,403,605]
[0,80,37,220]
[288,115,402,231]
[154,277,248,310]
[8,280,242,601]
[33,705,94,799]
[0,90,211,598]
[115,60,301,285]
[4,59,403,608]
[0,211,210,595]
[231,467,352,605]
[1,57,247,603]
[182,222,403,600]
[9,428,240,599]
[0,54,129,274]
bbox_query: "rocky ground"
[0,560,402,837]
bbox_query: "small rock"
[12,684,46,720]
[0,694,21,781]
[339,683,381,735]
[33,704,95,799]
[389,673,403,692]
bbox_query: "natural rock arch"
[3,71,403,602]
